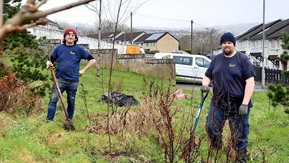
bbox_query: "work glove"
[239,104,248,115]
[46,61,53,69]
[200,85,210,93]
[79,70,85,77]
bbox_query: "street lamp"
[261,0,266,88]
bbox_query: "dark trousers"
[205,102,250,151]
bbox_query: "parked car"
[172,50,190,54]
[154,53,211,82]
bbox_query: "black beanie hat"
[220,32,236,46]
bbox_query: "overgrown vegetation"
[0,1,288,162]
[0,0,50,114]
[1,68,289,162]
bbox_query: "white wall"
[236,39,286,69]
[27,26,125,53]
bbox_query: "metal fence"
[254,66,289,85]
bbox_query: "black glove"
[239,104,248,115]
[200,85,210,93]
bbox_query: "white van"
[154,53,211,82]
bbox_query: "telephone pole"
[191,20,194,54]
[130,12,133,44]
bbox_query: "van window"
[195,57,210,68]
[173,56,193,66]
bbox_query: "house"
[27,20,126,50]
[114,31,146,45]
[87,31,124,42]
[134,32,179,53]
[28,19,63,39]
[89,31,180,53]
[133,33,152,47]
[236,18,289,69]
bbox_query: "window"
[173,56,192,66]
[252,41,256,48]
[195,57,210,68]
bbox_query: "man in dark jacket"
[201,32,255,162]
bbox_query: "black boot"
[63,119,75,131]
[236,149,247,163]
[69,120,76,131]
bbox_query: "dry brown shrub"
[89,89,185,139]
[111,99,160,136]
[88,81,195,162]
[0,74,44,116]
[88,94,162,136]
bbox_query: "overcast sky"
[22,0,289,30]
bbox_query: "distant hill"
[136,22,259,38]
[213,23,259,36]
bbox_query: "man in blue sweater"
[46,28,96,129]
[201,32,255,162]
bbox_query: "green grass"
[0,65,289,162]
[249,92,289,162]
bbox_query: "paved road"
[176,82,201,90]
[176,82,266,91]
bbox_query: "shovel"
[182,91,209,162]
[192,91,209,134]
[49,68,75,131]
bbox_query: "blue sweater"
[50,44,91,82]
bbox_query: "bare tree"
[85,0,102,76]
[94,0,149,154]
[0,0,95,42]
[56,21,95,35]
[85,0,149,76]
[101,19,130,33]
[179,28,221,54]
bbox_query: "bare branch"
[0,0,95,42]
[86,3,99,15]
[119,0,150,25]
[24,17,49,28]
[35,0,48,9]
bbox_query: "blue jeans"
[205,102,250,151]
[47,78,78,121]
